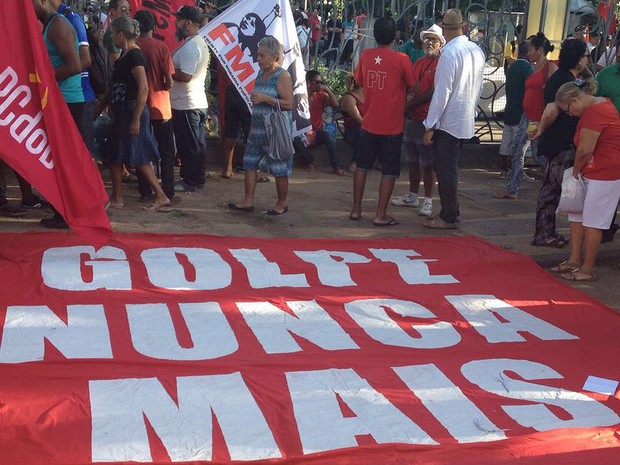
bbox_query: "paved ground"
[1,138,619,311]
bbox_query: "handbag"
[264,99,295,161]
[557,168,586,214]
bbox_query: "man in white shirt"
[171,6,210,192]
[422,9,485,228]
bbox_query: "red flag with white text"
[128,0,194,51]
[0,1,111,246]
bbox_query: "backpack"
[87,28,109,96]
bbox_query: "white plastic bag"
[557,168,586,214]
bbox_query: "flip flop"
[267,206,288,216]
[373,218,399,227]
[550,260,580,273]
[143,203,172,213]
[422,217,458,229]
[561,270,597,282]
[228,202,255,212]
[107,203,124,210]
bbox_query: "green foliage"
[312,60,350,99]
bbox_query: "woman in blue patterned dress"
[229,36,294,215]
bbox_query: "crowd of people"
[1,2,618,281]
[495,23,620,281]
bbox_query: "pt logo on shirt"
[366,70,387,90]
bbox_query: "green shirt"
[596,64,620,115]
[503,58,532,125]
[400,41,424,65]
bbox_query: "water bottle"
[323,107,337,142]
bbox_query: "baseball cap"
[175,6,202,24]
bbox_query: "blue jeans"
[172,108,207,187]
[433,130,462,224]
[293,128,340,168]
[507,114,542,194]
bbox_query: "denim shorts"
[402,119,434,167]
[356,130,402,177]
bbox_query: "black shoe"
[40,215,69,229]
[20,195,50,209]
[601,224,619,244]
[0,204,28,218]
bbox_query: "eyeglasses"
[119,6,131,14]
[423,37,441,44]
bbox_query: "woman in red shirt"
[550,81,620,281]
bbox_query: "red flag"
[129,0,195,50]
[0,1,111,246]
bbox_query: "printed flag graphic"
[201,0,311,136]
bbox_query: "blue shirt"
[58,3,96,102]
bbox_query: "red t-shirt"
[310,90,328,130]
[354,47,416,135]
[408,55,439,122]
[310,14,321,41]
[575,99,620,180]
[136,36,174,120]
[522,61,549,122]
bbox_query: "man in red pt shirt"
[349,16,416,226]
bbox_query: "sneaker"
[521,172,536,182]
[419,198,433,216]
[391,194,419,207]
[173,181,196,193]
[40,214,69,229]
[20,195,50,209]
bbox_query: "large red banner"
[0,233,619,464]
[0,2,111,246]
[129,0,194,50]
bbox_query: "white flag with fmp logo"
[201,0,311,136]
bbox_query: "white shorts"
[568,178,620,229]
[499,124,518,156]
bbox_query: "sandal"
[143,202,172,213]
[561,269,597,282]
[550,260,580,273]
[533,236,568,249]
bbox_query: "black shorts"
[356,130,403,177]
[223,85,251,141]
